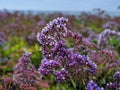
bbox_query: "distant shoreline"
[0,9,120,17]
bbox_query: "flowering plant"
[37,17,97,89]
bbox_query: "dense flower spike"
[106,82,120,90]
[68,52,97,74]
[54,68,69,82]
[105,71,120,90]
[37,17,68,59]
[98,29,120,49]
[39,59,60,75]
[87,80,104,90]
[37,17,68,44]
[13,52,38,85]
[113,71,120,81]
[1,77,14,90]
[37,17,97,83]
[102,21,118,29]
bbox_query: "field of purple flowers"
[0,10,120,90]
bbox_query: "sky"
[0,0,120,12]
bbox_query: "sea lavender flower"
[1,77,14,90]
[54,68,69,82]
[37,17,68,59]
[37,17,97,84]
[105,71,120,90]
[39,59,60,76]
[87,80,104,90]
[113,71,120,81]
[102,21,118,29]
[98,29,120,49]
[37,20,46,26]
[13,52,38,85]
[106,82,118,90]
[0,32,6,47]
[68,53,97,74]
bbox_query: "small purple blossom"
[54,68,69,82]
[0,32,7,47]
[102,21,118,29]
[113,71,120,81]
[108,82,120,90]
[105,71,120,90]
[68,53,97,74]
[98,29,120,49]
[87,80,104,90]
[39,59,60,75]
[37,20,46,26]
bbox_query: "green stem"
[70,77,76,89]
[2,69,6,76]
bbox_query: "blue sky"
[0,0,120,11]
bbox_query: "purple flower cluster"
[87,80,104,90]
[13,52,38,85]
[39,59,60,75]
[1,77,14,90]
[68,53,97,74]
[0,32,6,47]
[102,21,118,29]
[54,68,69,82]
[113,71,120,81]
[37,17,68,59]
[98,29,120,49]
[106,81,120,90]
[37,17,97,83]
[104,71,120,90]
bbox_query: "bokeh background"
[0,0,120,90]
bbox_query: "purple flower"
[113,71,120,81]
[37,20,46,26]
[68,53,97,74]
[106,82,117,90]
[13,52,37,85]
[54,68,69,82]
[37,17,68,45]
[37,17,97,83]
[105,71,120,90]
[39,59,60,76]
[98,29,120,49]
[87,80,103,90]
[0,32,6,47]
[102,21,118,29]
[18,52,31,63]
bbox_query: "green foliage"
[3,37,26,58]
[27,44,43,68]
[109,36,120,56]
